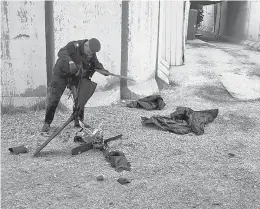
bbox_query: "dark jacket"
[141,107,219,135]
[54,39,104,78]
[126,95,166,110]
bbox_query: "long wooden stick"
[33,114,74,157]
[96,69,134,81]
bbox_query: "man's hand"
[69,61,78,74]
[97,69,110,76]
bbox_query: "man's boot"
[41,123,50,132]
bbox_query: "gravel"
[2,41,260,209]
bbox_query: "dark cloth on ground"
[141,106,218,135]
[103,150,131,172]
[117,178,131,185]
[126,95,166,110]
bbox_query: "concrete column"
[45,0,55,85]
[120,0,129,99]
[184,0,191,41]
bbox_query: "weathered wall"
[53,0,160,95]
[128,0,159,83]
[127,0,160,96]
[53,0,121,91]
[1,0,185,107]
[1,1,46,102]
[247,1,260,41]
[225,1,248,39]
[200,1,260,42]
[157,0,186,89]
[187,9,198,40]
[184,0,191,41]
[217,2,228,36]
[200,4,215,33]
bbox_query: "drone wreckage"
[30,68,132,176]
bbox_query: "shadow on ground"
[195,85,236,103]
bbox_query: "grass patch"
[29,99,69,112]
[1,104,29,115]
[1,99,69,115]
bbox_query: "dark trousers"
[45,57,84,124]
[44,73,85,124]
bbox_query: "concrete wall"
[1,0,185,106]
[127,0,160,96]
[247,1,260,41]
[217,2,228,36]
[201,4,215,33]
[1,1,46,105]
[200,1,260,42]
[128,0,159,83]
[53,0,160,94]
[184,0,191,41]
[187,9,198,40]
[225,1,248,39]
[53,0,161,96]
[53,0,121,91]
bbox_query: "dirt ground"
[1,40,260,209]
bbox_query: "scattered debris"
[141,106,219,135]
[96,175,105,181]
[71,143,93,155]
[212,202,222,206]
[117,178,131,185]
[126,95,166,110]
[8,145,28,154]
[71,134,123,155]
[102,150,131,172]
[228,153,235,158]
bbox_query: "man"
[41,38,110,132]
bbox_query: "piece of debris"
[126,95,166,110]
[71,134,123,155]
[71,143,94,155]
[212,202,222,206]
[8,145,28,154]
[74,135,87,143]
[117,178,131,185]
[228,153,235,158]
[96,175,105,181]
[141,106,219,135]
[102,150,131,172]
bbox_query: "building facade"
[1,0,189,107]
[199,1,260,42]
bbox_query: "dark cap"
[89,38,101,52]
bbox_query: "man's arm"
[57,42,77,62]
[91,53,104,70]
[90,53,111,76]
[57,42,78,74]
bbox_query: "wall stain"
[13,34,30,40]
[17,7,28,23]
[1,1,10,59]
